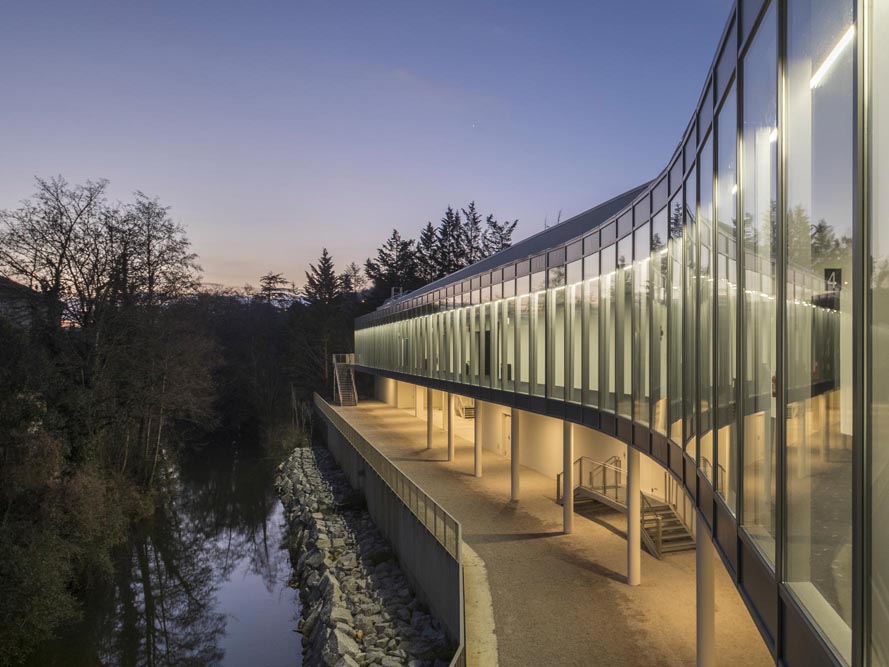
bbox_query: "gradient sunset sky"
[1,0,731,289]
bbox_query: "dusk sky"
[1,0,731,289]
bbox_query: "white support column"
[447,393,455,462]
[696,512,716,667]
[474,401,483,478]
[510,409,520,501]
[627,447,641,586]
[563,421,575,534]
[426,388,433,450]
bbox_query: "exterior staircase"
[454,395,475,419]
[333,354,357,407]
[557,456,695,559]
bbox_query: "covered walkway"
[332,399,773,667]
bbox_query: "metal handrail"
[314,394,466,667]
[556,455,624,501]
[641,493,665,558]
[315,394,462,558]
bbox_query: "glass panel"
[716,84,738,511]
[634,223,651,426]
[652,209,669,435]
[617,236,633,419]
[872,0,889,662]
[785,0,855,660]
[548,266,567,400]
[584,253,600,408]
[685,171,698,457]
[669,193,685,443]
[532,271,547,397]
[518,279,531,393]
[463,307,472,382]
[741,4,777,563]
[471,305,480,385]
[504,297,516,390]
[483,303,492,387]
[568,260,583,403]
[699,135,714,478]
[601,246,617,412]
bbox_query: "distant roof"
[0,276,38,295]
[391,182,649,305]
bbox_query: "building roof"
[387,182,650,306]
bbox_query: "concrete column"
[426,388,433,450]
[474,401,483,478]
[563,421,575,534]
[510,409,520,501]
[696,512,716,667]
[447,393,455,462]
[627,447,641,586]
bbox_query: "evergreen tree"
[364,229,420,298]
[296,248,351,395]
[339,261,366,294]
[258,271,293,307]
[304,248,340,305]
[482,214,517,256]
[416,222,440,283]
[436,207,465,276]
[461,201,485,264]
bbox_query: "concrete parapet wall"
[317,406,463,646]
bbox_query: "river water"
[29,438,301,667]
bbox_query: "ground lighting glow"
[810,24,855,89]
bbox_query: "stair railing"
[556,455,624,504]
[641,494,664,559]
[331,354,357,406]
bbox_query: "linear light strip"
[810,24,855,89]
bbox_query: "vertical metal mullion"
[648,221,655,434]
[775,0,788,660]
[714,115,720,494]
[736,41,747,525]
[853,0,869,662]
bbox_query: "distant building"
[0,276,42,329]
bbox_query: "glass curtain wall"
[617,235,634,419]
[668,192,685,444]
[568,260,583,403]
[532,271,547,397]
[503,280,516,390]
[602,245,618,412]
[548,266,567,400]
[699,136,715,476]
[584,252,601,408]
[872,0,889,662]
[352,8,887,659]
[785,0,855,660]
[716,84,738,511]
[685,171,699,458]
[652,208,669,435]
[518,276,531,393]
[741,3,778,564]
[634,223,651,426]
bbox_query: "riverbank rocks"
[276,445,453,667]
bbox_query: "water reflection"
[31,439,300,667]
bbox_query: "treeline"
[364,202,516,302]
[0,177,517,664]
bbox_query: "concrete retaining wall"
[317,409,463,645]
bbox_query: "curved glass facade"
[353,2,889,665]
